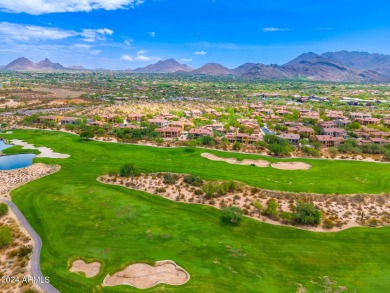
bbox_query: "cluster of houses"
[32,104,390,148]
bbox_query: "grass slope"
[3,129,390,292]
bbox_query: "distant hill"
[2,57,87,71]
[233,63,257,75]
[133,59,193,73]
[282,56,389,82]
[2,51,390,82]
[4,57,40,71]
[68,65,88,71]
[284,52,320,66]
[241,64,290,79]
[321,51,390,76]
[37,58,66,70]
[191,63,236,76]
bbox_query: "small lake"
[0,154,36,170]
[0,140,12,151]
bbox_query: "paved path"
[0,199,60,293]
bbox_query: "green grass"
[3,129,390,292]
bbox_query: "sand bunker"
[201,153,269,167]
[271,162,311,170]
[69,260,101,278]
[103,260,190,289]
[11,139,70,159]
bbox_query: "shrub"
[194,189,203,196]
[120,163,136,177]
[0,226,12,248]
[79,130,94,140]
[0,203,8,217]
[252,200,265,214]
[163,173,179,185]
[280,211,293,224]
[232,141,241,151]
[183,175,203,186]
[221,206,244,225]
[264,199,279,220]
[323,218,335,229]
[293,202,322,225]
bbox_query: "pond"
[0,139,12,151]
[0,154,36,170]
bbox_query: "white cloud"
[262,27,290,32]
[149,31,156,38]
[180,58,192,62]
[72,44,101,54]
[0,22,113,43]
[194,51,207,55]
[124,39,133,46]
[137,50,147,55]
[120,54,133,61]
[80,28,113,42]
[0,0,144,15]
[0,22,76,41]
[137,55,151,61]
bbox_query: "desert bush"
[0,226,12,248]
[264,199,279,220]
[280,211,293,224]
[221,206,244,225]
[293,202,322,225]
[119,162,137,177]
[194,189,203,196]
[183,175,203,186]
[163,173,179,185]
[0,203,8,217]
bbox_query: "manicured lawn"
[3,129,390,292]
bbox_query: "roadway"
[0,199,60,293]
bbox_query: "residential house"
[315,135,344,147]
[148,119,169,127]
[155,127,182,138]
[60,117,78,125]
[279,133,300,145]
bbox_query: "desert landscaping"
[0,163,60,199]
[99,172,390,232]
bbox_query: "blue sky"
[0,0,389,69]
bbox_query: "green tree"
[265,199,279,220]
[120,162,136,178]
[0,203,8,217]
[79,130,94,140]
[232,141,241,151]
[293,202,322,225]
[0,226,12,248]
[221,206,244,225]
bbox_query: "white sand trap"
[201,153,269,167]
[69,260,101,278]
[11,139,70,159]
[103,260,190,289]
[271,162,311,170]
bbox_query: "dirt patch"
[271,162,311,170]
[201,153,269,167]
[69,260,101,278]
[0,163,60,199]
[98,172,390,232]
[11,139,70,159]
[103,260,189,289]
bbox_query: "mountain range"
[2,51,390,82]
[2,57,87,72]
